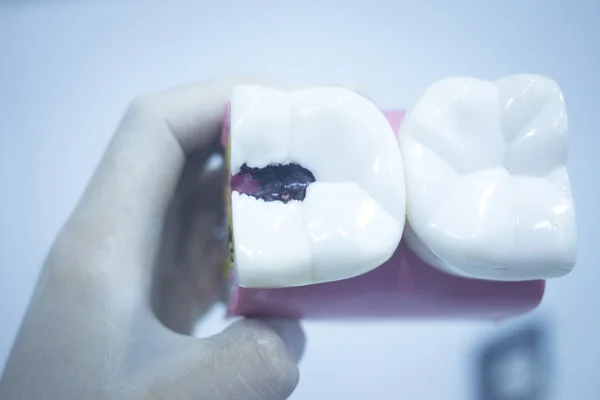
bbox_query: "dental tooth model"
[227,85,406,288]
[399,74,578,281]
[219,74,576,320]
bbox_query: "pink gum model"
[221,107,545,320]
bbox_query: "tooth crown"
[230,85,406,288]
[400,74,578,281]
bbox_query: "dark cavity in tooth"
[234,163,316,203]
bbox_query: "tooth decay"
[237,163,315,203]
[228,85,406,288]
[399,74,578,281]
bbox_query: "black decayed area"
[240,163,316,203]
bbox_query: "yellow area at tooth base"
[221,135,235,281]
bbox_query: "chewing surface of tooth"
[399,74,578,281]
[230,85,406,288]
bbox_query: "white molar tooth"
[400,74,578,281]
[230,85,406,288]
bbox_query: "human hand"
[0,79,311,400]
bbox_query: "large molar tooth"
[399,74,578,281]
[229,85,406,288]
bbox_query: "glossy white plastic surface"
[399,74,578,281]
[230,85,406,288]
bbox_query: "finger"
[200,319,303,399]
[211,318,305,377]
[133,319,304,400]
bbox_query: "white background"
[1,1,599,399]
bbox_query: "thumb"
[206,319,304,399]
[136,319,304,400]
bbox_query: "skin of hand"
[0,78,350,399]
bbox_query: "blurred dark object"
[475,321,551,400]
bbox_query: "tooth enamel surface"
[230,85,406,288]
[399,74,578,281]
